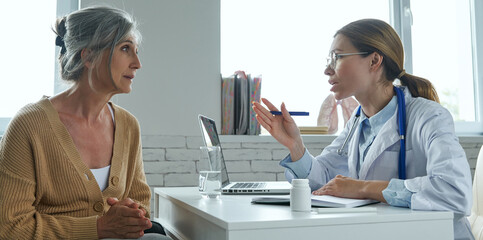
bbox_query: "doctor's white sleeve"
[382,179,412,208]
[404,103,472,215]
[279,149,313,180]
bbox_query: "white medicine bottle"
[290,179,311,212]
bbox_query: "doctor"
[252,19,473,240]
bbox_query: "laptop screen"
[198,115,230,187]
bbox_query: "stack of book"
[222,71,262,135]
[299,126,329,135]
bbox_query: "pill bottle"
[290,179,311,212]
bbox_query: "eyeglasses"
[326,52,369,69]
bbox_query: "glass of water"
[198,146,222,199]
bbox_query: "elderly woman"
[0,6,169,239]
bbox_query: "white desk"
[153,187,453,240]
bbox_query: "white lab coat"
[287,87,473,239]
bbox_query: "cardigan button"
[93,201,104,212]
[111,176,119,186]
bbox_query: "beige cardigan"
[0,97,151,239]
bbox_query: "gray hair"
[54,6,141,82]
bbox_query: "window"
[399,0,482,133]
[221,0,483,134]
[412,0,474,122]
[0,1,57,134]
[0,0,78,135]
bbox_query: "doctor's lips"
[329,80,339,91]
[124,75,135,80]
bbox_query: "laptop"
[198,114,291,195]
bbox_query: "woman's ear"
[369,52,384,72]
[81,49,92,68]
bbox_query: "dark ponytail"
[399,73,439,103]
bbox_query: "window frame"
[391,0,483,134]
[468,0,483,133]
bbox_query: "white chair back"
[469,145,483,239]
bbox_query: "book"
[248,75,262,135]
[234,71,249,135]
[222,71,262,135]
[251,195,378,208]
[299,126,329,134]
[221,75,235,134]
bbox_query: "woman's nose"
[132,55,142,69]
[324,65,334,76]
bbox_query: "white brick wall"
[142,135,483,189]
[142,149,165,161]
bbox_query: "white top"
[107,103,115,126]
[90,103,115,192]
[91,165,111,191]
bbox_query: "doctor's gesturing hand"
[252,98,306,161]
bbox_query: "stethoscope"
[337,86,407,179]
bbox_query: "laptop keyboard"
[230,182,267,189]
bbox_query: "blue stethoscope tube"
[337,86,407,180]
